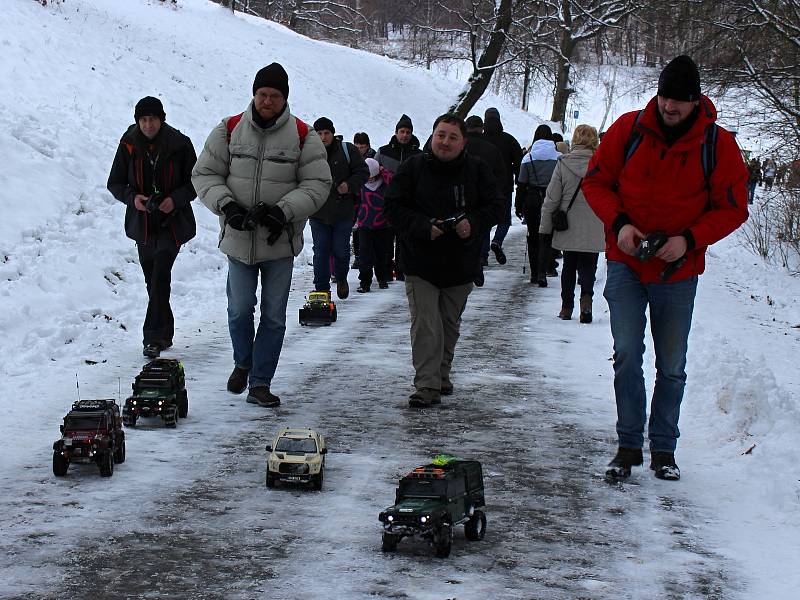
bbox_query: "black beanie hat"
[484,107,501,122]
[395,114,413,132]
[252,63,290,99]
[134,96,165,122]
[658,55,701,102]
[465,115,484,130]
[313,117,335,133]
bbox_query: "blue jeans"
[603,261,698,453]
[310,218,351,291]
[226,256,294,389]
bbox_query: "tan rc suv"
[265,428,327,490]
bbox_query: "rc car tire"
[381,532,399,552]
[266,473,276,488]
[179,390,189,418]
[114,440,126,464]
[99,452,113,477]
[312,468,324,491]
[52,452,69,477]
[464,509,486,541]
[433,523,452,558]
[165,407,178,428]
[331,307,337,322]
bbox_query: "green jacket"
[192,102,331,264]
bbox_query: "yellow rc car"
[299,291,337,326]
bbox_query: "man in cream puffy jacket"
[192,63,331,408]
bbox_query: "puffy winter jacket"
[376,135,422,175]
[383,151,504,288]
[191,102,331,265]
[107,123,197,246]
[582,95,748,283]
[311,137,369,224]
[539,145,604,253]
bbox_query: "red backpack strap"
[295,117,308,150]
[226,113,244,144]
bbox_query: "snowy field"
[1,0,798,598]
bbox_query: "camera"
[145,193,164,214]
[433,212,466,234]
[635,231,668,262]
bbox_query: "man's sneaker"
[650,451,681,481]
[337,280,349,299]
[473,268,485,287]
[227,366,249,394]
[246,386,281,407]
[490,242,507,265]
[408,388,441,408]
[605,447,643,481]
[143,344,160,358]
[378,281,389,289]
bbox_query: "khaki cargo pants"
[404,275,473,392]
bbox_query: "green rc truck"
[122,358,188,428]
[378,455,487,557]
[53,399,126,477]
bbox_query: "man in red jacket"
[583,55,748,482]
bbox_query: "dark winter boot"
[440,380,454,396]
[408,388,441,408]
[650,451,681,481]
[490,242,507,265]
[605,447,644,481]
[473,268,485,287]
[558,306,573,320]
[337,279,349,299]
[356,283,371,293]
[227,366,249,394]
[378,281,389,289]
[143,344,160,359]
[579,296,593,324]
[246,386,281,408]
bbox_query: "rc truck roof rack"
[71,399,116,411]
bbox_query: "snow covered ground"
[1,0,798,598]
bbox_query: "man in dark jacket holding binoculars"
[384,114,504,408]
[107,96,197,359]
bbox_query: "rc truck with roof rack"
[122,358,188,428]
[265,428,327,490]
[378,456,486,557]
[298,291,337,326]
[53,399,126,477]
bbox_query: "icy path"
[0,232,738,599]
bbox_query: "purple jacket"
[357,171,391,229]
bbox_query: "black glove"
[222,202,251,231]
[262,205,287,245]
[243,202,269,231]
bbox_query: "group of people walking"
[106,55,749,482]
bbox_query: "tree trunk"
[448,0,513,118]
[521,49,531,111]
[550,36,576,127]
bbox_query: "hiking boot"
[546,268,558,277]
[246,386,281,407]
[408,388,441,408]
[605,447,643,481]
[337,280,349,299]
[579,296,593,324]
[440,381,454,396]
[143,344,160,359]
[558,306,573,320]
[650,451,681,481]
[490,242,507,265]
[473,268,485,287]
[378,281,389,289]
[537,277,548,288]
[356,284,371,293]
[227,366,249,394]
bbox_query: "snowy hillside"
[1,0,799,598]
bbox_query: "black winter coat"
[465,131,507,186]
[107,123,197,245]
[376,135,422,175]
[483,118,523,196]
[383,151,504,288]
[312,137,369,224]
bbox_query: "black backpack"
[622,109,719,192]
